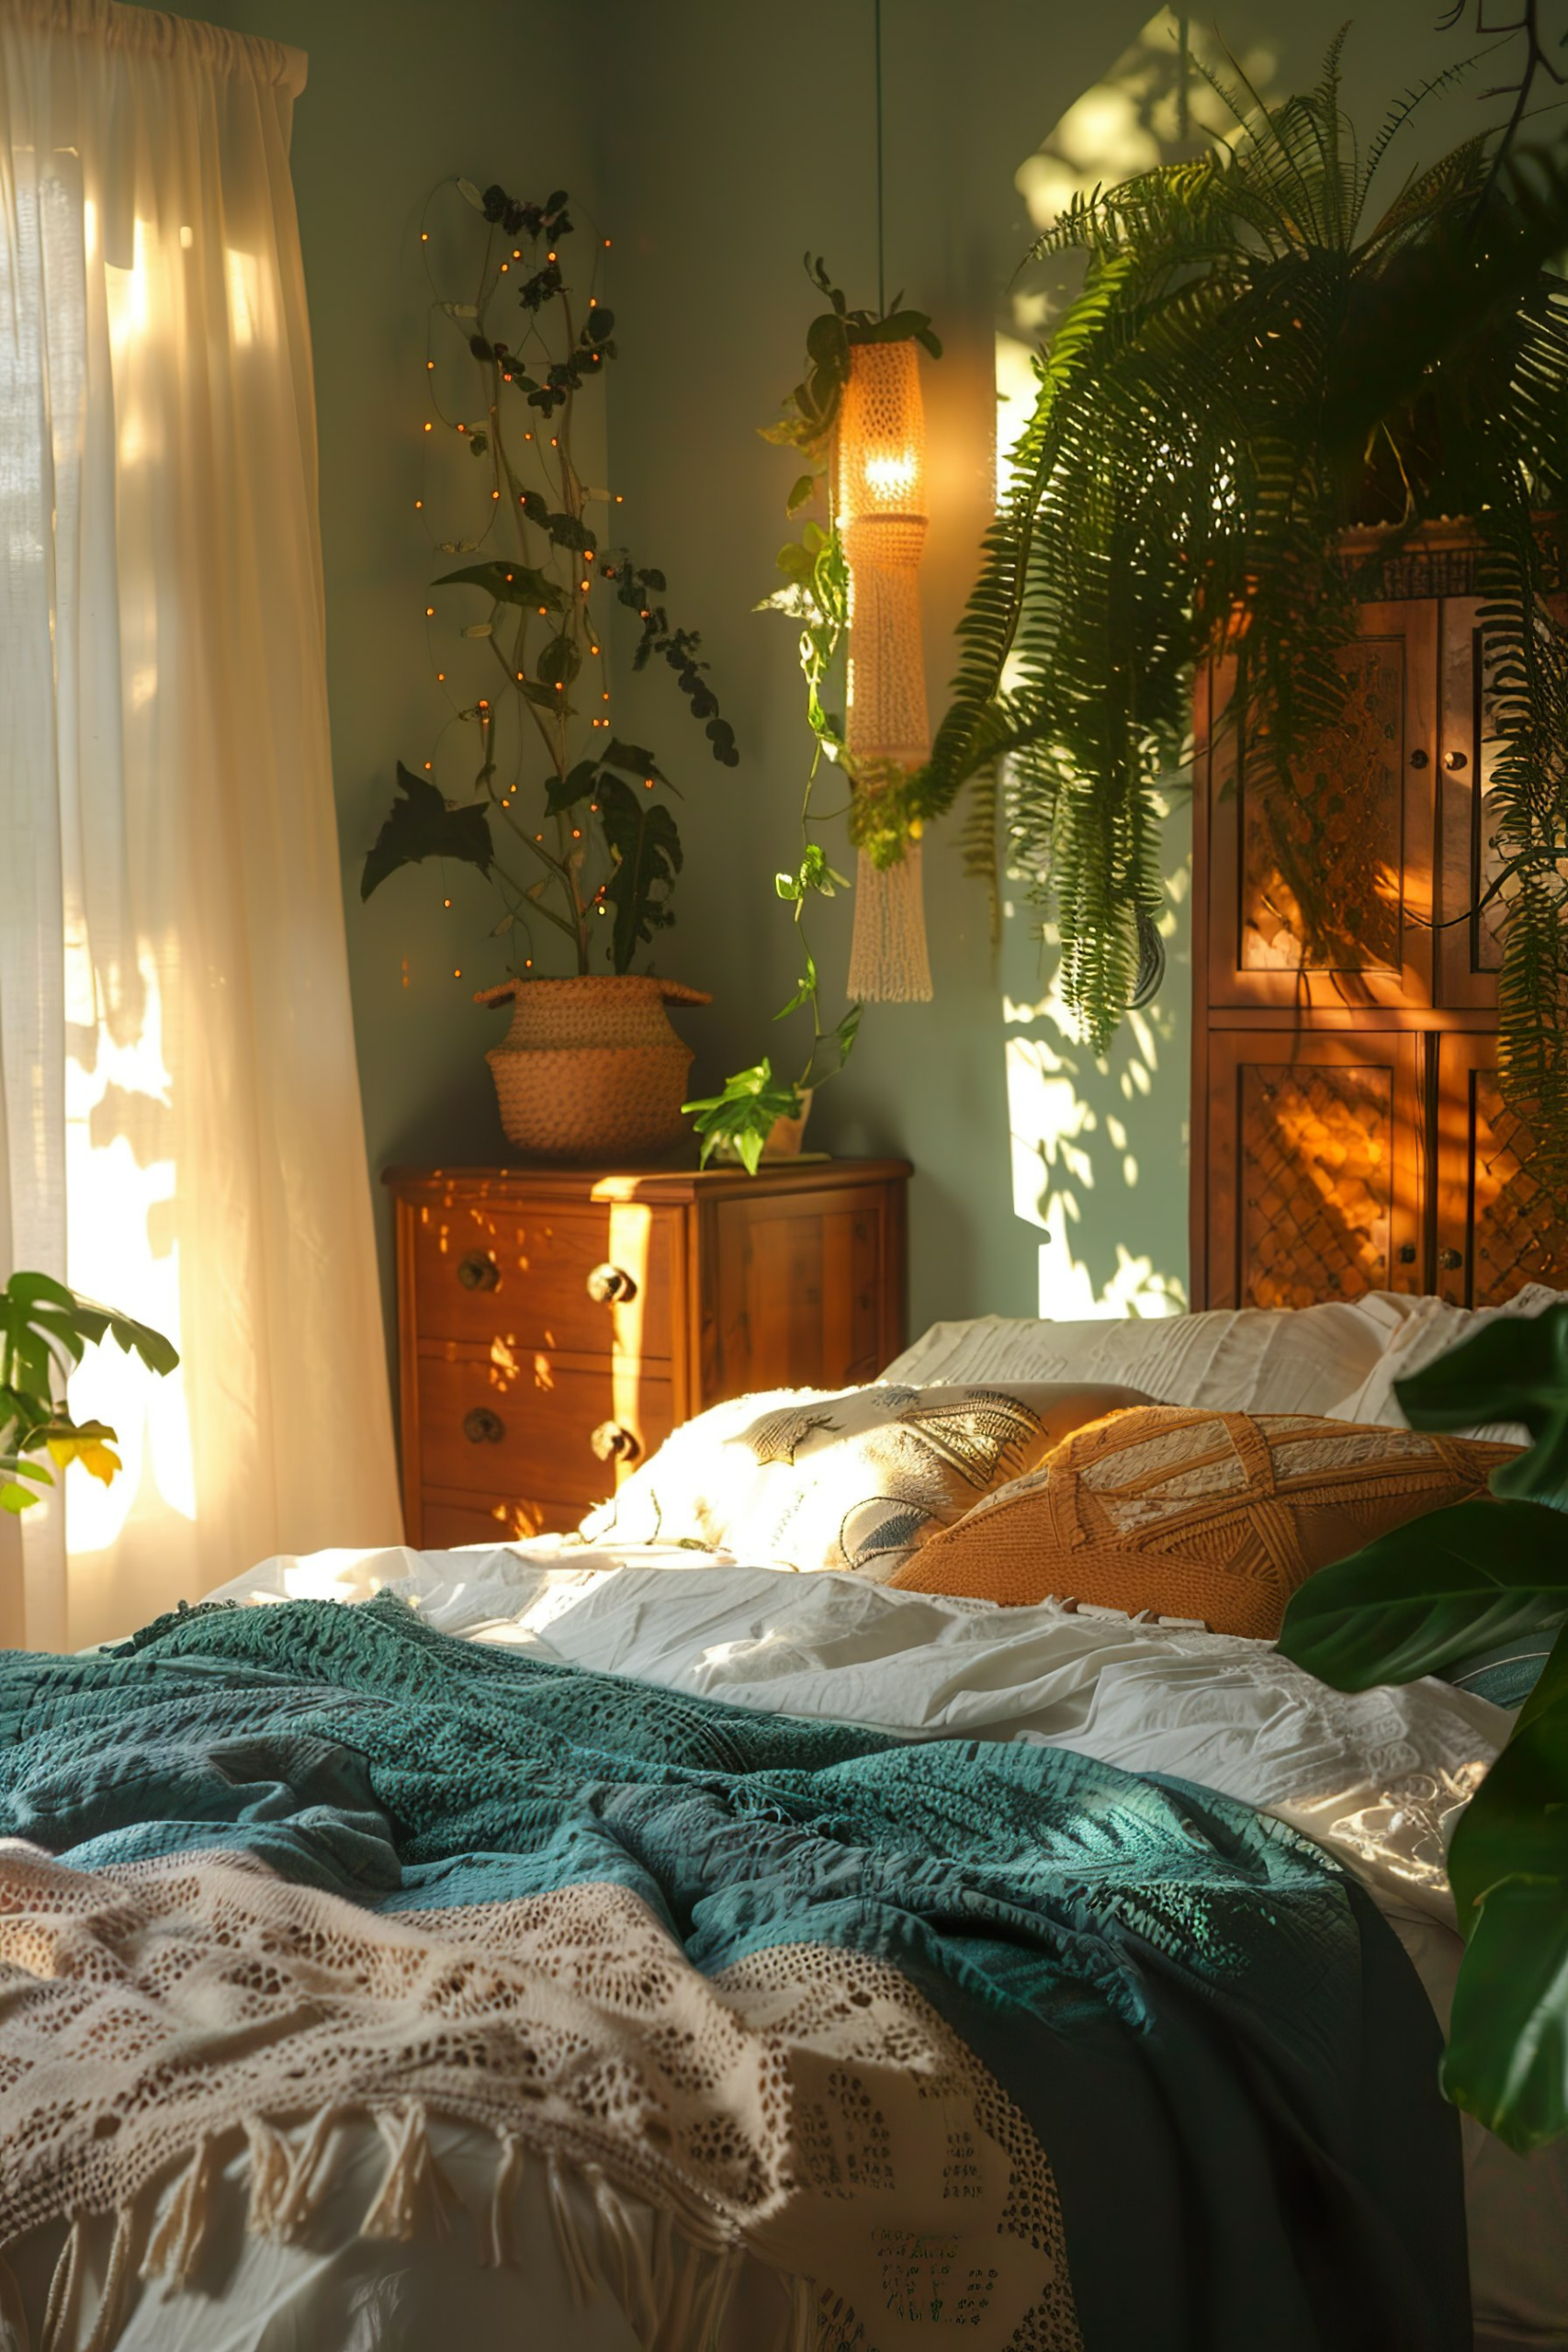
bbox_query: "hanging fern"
[908,38,1568,1188]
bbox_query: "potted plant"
[882,39,1568,1188]
[362,179,739,1164]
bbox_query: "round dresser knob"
[586,1262,636,1306]
[462,1407,505,1444]
[457,1251,500,1293]
[590,1420,641,1465]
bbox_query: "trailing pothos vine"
[362,178,737,980]
[684,261,940,1171]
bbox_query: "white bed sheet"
[88,1540,1568,2345]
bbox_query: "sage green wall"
[193,0,600,1302]
[199,0,1488,1354]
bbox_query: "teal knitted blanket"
[0,1594,1466,2348]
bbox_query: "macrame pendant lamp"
[839,338,933,1002]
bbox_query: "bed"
[1,1290,1564,2352]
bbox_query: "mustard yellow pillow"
[887,1406,1520,1638]
[579,1381,1149,1580]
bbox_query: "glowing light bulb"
[863,448,919,500]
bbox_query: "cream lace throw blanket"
[0,1843,1077,2352]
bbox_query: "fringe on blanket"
[5,2106,803,2352]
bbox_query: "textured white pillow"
[881,1295,1428,1420]
[1335,1284,1567,1441]
[578,1380,1147,1579]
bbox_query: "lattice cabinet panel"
[1204,604,1437,1012]
[1436,1035,1568,1308]
[1205,1033,1424,1312]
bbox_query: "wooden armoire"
[1191,525,1567,1314]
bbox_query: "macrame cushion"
[578,1380,1150,1582]
[887,1406,1522,1638]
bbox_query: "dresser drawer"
[416,1487,584,1547]
[413,1342,675,1515]
[410,1197,673,1361]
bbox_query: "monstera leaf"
[1278,1305,1568,2151]
[1394,1303,1568,1509]
[597,775,682,973]
[361,764,494,900]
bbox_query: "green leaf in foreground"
[1440,1624,1568,2149]
[1398,1303,1568,1510]
[1277,1497,1568,1690]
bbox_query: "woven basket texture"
[478,976,709,1162]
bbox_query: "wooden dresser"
[385,1159,911,1547]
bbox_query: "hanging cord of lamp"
[840,0,934,1003]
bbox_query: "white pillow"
[1336,1284,1566,1440]
[579,1380,1147,1580]
[881,1295,1428,1420]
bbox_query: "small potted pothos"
[363,179,739,1163]
[0,1274,176,1517]
[683,261,940,1173]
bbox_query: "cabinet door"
[1435,1035,1568,1307]
[697,1182,902,1400]
[1207,605,1437,1011]
[1205,1032,1425,1310]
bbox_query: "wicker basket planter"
[474,975,711,1164]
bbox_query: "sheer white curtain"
[0,0,400,1650]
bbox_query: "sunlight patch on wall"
[998,10,1281,496]
[62,953,194,1551]
[1004,951,1187,1324]
[986,8,1281,1322]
